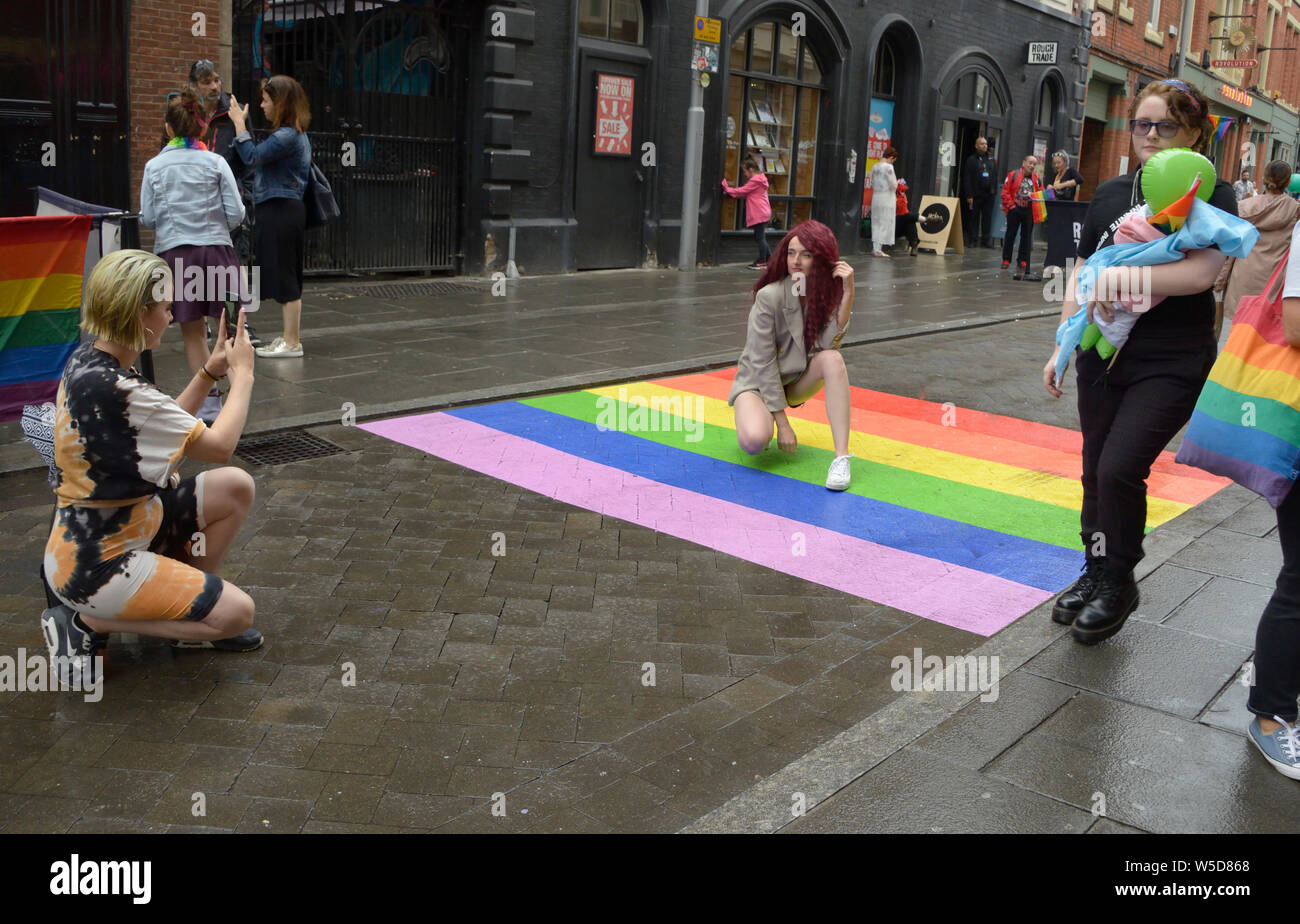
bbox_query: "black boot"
[1051,559,1104,625]
[1071,569,1139,645]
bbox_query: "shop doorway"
[574,55,647,270]
[938,118,1002,198]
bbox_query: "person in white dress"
[870,147,899,257]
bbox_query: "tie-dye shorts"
[44,473,223,622]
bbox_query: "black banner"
[1044,199,1090,269]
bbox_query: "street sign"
[1212,58,1258,68]
[694,16,721,43]
[1027,42,1057,64]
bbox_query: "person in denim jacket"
[231,75,312,358]
[140,88,245,423]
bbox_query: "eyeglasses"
[1129,119,1182,138]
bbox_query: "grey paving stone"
[1023,618,1251,719]
[787,747,1094,833]
[1132,564,1213,622]
[985,693,1300,833]
[1160,577,1273,650]
[1167,528,1283,586]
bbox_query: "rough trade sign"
[594,73,634,156]
[1027,42,1057,64]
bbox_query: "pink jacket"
[723,172,772,227]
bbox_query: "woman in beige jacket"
[1215,160,1300,337]
[728,220,856,490]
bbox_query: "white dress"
[871,161,898,250]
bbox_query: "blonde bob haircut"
[81,250,171,351]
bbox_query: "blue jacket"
[139,145,245,253]
[233,126,311,204]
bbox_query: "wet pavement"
[1,254,1293,834]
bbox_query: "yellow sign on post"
[694,17,721,43]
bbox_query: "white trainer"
[826,453,853,491]
[255,337,303,358]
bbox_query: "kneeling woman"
[728,219,855,490]
[41,250,262,677]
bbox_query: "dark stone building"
[468,0,1089,276]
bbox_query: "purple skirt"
[157,244,248,325]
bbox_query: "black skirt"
[254,196,305,302]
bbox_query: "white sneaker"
[255,337,303,358]
[826,454,853,491]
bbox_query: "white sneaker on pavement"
[255,337,303,358]
[826,454,853,491]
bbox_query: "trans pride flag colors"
[362,370,1228,636]
[0,215,90,420]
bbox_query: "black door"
[575,54,646,270]
[0,0,129,217]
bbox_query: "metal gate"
[0,0,129,217]
[232,0,470,274]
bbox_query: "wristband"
[199,364,223,383]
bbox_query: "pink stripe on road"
[361,413,1052,635]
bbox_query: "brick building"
[1081,0,1300,199]
[4,0,1092,276]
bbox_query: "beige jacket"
[728,275,850,412]
[1215,193,1300,318]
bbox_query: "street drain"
[235,431,349,466]
[318,280,483,300]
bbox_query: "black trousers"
[1250,485,1300,722]
[1075,336,1217,578]
[751,222,771,264]
[966,195,995,245]
[1001,206,1034,267]
[896,210,918,246]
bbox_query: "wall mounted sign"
[1027,42,1057,64]
[694,16,721,43]
[594,73,634,157]
[1220,83,1253,107]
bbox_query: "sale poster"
[862,97,895,213]
[594,73,634,156]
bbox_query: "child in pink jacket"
[723,156,773,269]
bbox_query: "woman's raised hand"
[223,311,256,383]
[229,93,249,129]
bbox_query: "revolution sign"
[594,73,634,156]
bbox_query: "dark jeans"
[751,222,771,264]
[967,195,995,245]
[1250,485,1300,722]
[896,210,919,246]
[1002,206,1034,267]
[1075,335,1217,578]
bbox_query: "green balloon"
[1289,173,1300,195]
[1140,148,1217,212]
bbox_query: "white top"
[1284,222,1300,299]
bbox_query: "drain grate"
[235,430,349,466]
[318,280,483,300]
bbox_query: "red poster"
[594,73,634,156]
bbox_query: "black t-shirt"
[1052,166,1084,201]
[1076,170,1237,341]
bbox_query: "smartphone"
[223,300,239,338]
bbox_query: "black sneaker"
[244,324,262,347]
[40,605,107,685]
[1051,559,1104,625]
[1071,571,1140,645]
[1012,262,1027,281]
[171,627,264,652]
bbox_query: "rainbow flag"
[362,371,1228,635]
[0,215,90,420]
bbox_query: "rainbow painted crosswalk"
[362,370,1228,636]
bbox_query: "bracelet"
[199,365,223,383]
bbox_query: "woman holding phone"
[41,250,262,680]
[140,87,246,423]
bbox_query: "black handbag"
[304,162,340,228]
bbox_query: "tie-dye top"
[52,342,206,507]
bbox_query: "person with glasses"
[1042,79,1237,644]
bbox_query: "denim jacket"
[139,146,245,253]
[233,126,311,204]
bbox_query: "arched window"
[723,21,826,232]
[578,0,644,45]
[873,43,895,98]
[1034,78,1062,163]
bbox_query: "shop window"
[722,21,825,233]
[944,72,1004,118]
[577,0,644,45]
[1035,79,1060,159]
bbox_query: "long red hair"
[753,220,842,351]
